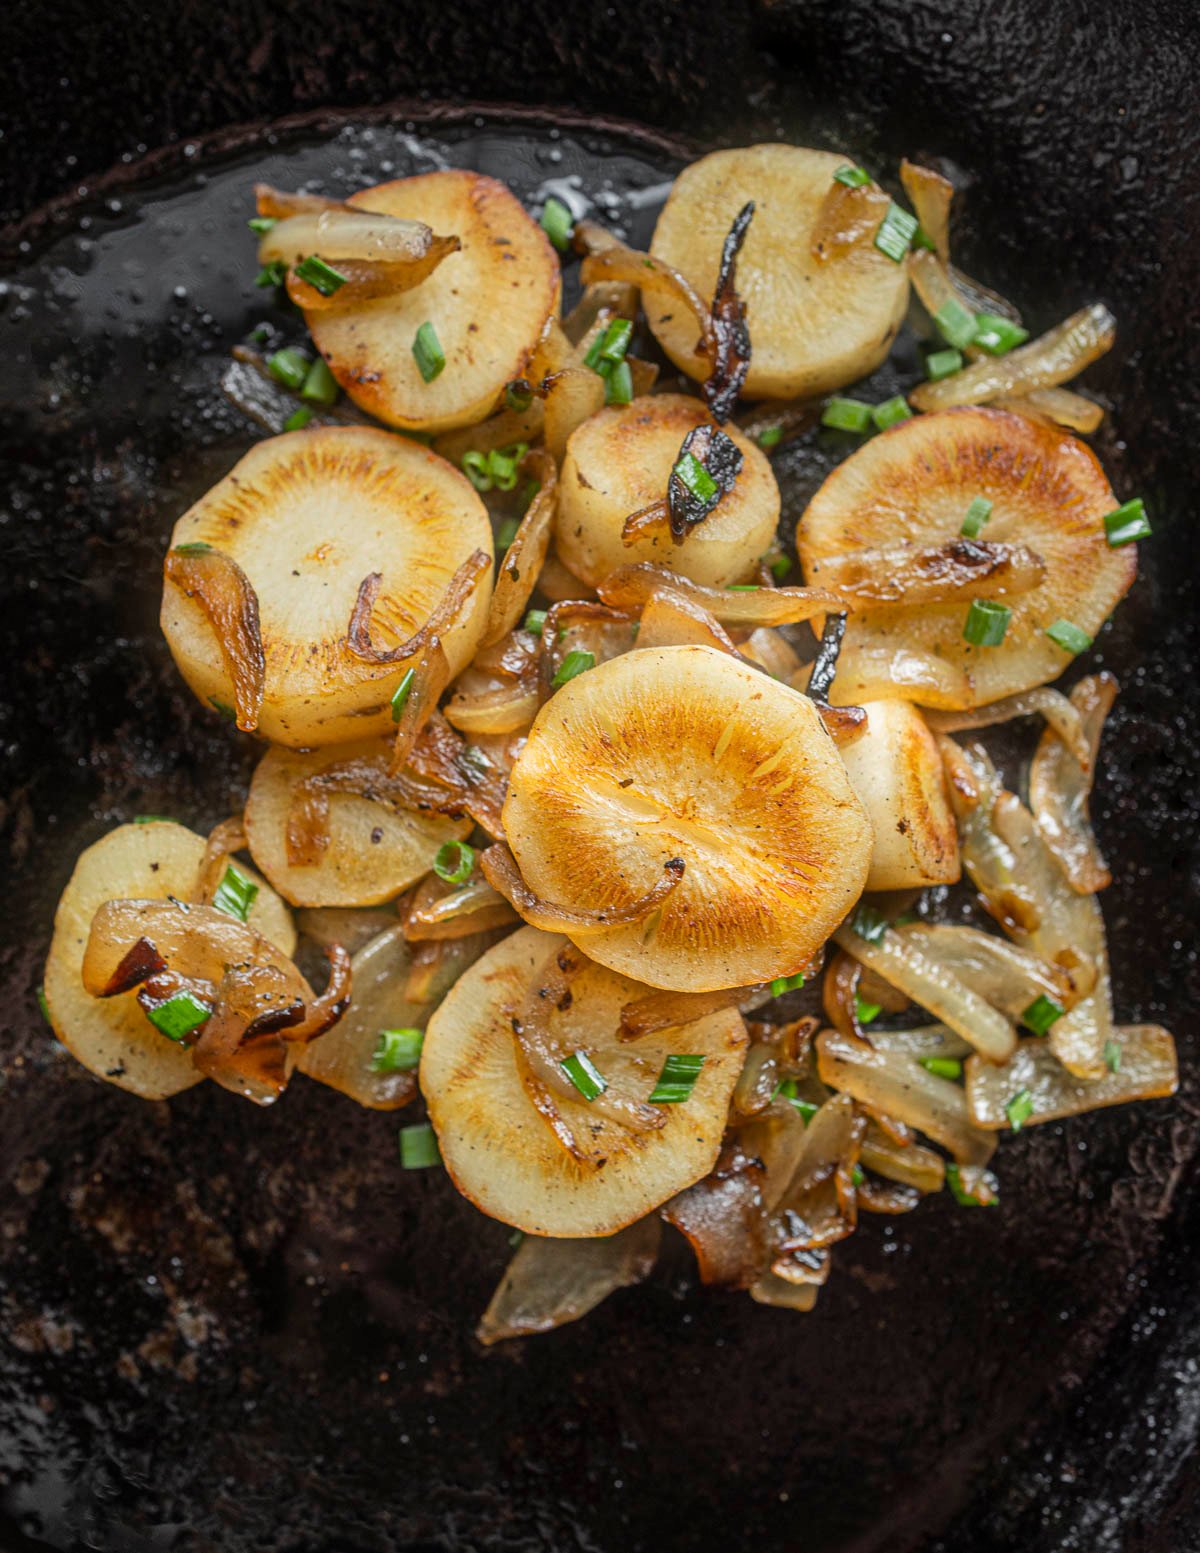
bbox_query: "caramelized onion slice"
[444,677,539,738]
[860,1123,946,1194]
[543,365,606,462]
[163,545,264,732]
[578,222,712,362]
[598,562,843,626]
[619,983,765,1041]
[284,752,462,869]
[193,817,249,902]
[1029,673,1117,893]
[480,451,558,647]
[477,1216,662,1345]
[965,1026,1178,1130]
[347,549,491,667]
[899,159,954,263]
[810,181,892,262]
[925,687,1091,772]
[892,922,1078,1019]
[404,930,504,1005]
[663,1142,769,1287]
[482,842,684,936]
[403,872,518,941]
[815,539,1046,606]
[994,388,1105,434]
[635,588,748,658]
[749,1273,819,1311]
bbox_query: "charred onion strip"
[671,423,745,539]
[925,687,1092,773]
[480,451,557,647]
[807,610,848,704]
[164,546,265,732]
[1029,673,1117,894]
[482,843,685,935]
[407,715,509,837]
[705,201,755,423]
[598,562,843,625]
[815,539,1046,606]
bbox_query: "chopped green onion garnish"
[768,552,791,581]
[822,397,874,433]
[758,425,783,450]
[597,317,632,365]
[672,450,718,502]
[963,599,1012,647]
[973,313,1029,356]
[399,1123,441,1169]
[874,202,919,263]
[496,517,520,549]
[37,986,51,1025]
[850,903,888,943]
[254,259,287,288]
[648,1053,706,1104]
[773,1080,820,1124]
[605,358,634,406]
[301,357,339,405]
[294,254,348,296]
[561,1051,608,1101]
[946,1162,999,1207]
[133,814,174,824]
[462,450,492,491]
[912,225,937,252]
[505,381,533,413]
[1045,619,1093,654]
[372,1028,423,1072]
[540,195,574,252]
[433,840,475,885]
[769,972,805,997]
[208,697,236,721]
[390,668,415,722]
[247,216,277,235]
[833,165,871,188]
[727,584,759,591]
[961,496,994,538]
[926,347,964,381]
[934,297,978,350]
[267,347,310,391]
[412,321,445,384]
[871,395,912,431]
[212,863,258,923]
[849,1165,865,1186]
[524,608,548,638]
[551,648,595,688]
[508,1228,525,1249]
[173,541,214,556]
[1103,497,1151,547]
[283,406,313,431]
[1005,1088,1034,1132]
[1022,993,1064,1036]
[145,989,211,1043]
[855,990,882,1025]
[1104,1039,1122,1074]
[919,1056,963,1081]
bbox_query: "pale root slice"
[306,171,561,433]
[42,821,294,1099]
[555,393,780,588]
[837,701,960,891]
[501,645,872,990]
[161,426,493,747]
[420,926,748,1237]
[648,145,910,400]
[243,738,471,907]
[796,408,1136,710]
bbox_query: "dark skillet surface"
[1,4,1199,1551]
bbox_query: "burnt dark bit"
[2,3,1200,1549]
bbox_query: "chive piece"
[173,541,214,556]
[489,442,529,493]
[597,317,633,365]
[726,584,760,591]
[874,202,919,263]
[926,347,964,381]
[145,989,211,1042]
[1046,619,1093,654]
[919,1056,963,1081]
[301,357,339,405]
[399,1123,441,1169]
[254,259,287,288]
[133,814,174,824]
[912,225,937,252]
[212,863,259,923]
[372,1027,423,1073]
[283,406,313,431]
[1006,1088,1034,1132]
[871,395,912,431]
[605,358,634,406]
[552,648,595,688]
[769,972,805,997]
[946,1162,999,1207]
[267,347,310,391]
[208,697,236,721]
[433,840,475,885]
[540,195,574,253]
[821,397,874,433]
[855,990,882,1025]
[1103,497,1151,547]
[961,496,994,538]
[648,1053,706,1104]
[934,298,978,350]
[672,450,718,502]
[523,608,548,638]
[973,313,1030,356]
[963,599,1012,647]
[496,517,520,549]
[849,1165,865,1186]
[833,164,871,189]
[462,450,492,491]
[37,986,51,1025]
[505,381,533,413]
[561,1051,608,1102]
[509,1228,525,1249]
[773,1081,820,1125]
[248,216,277,235]
[1022,993,1064,1035]
[850,903,888,943]
[1104,1039,1122,1074]
[769,552,791,581]
[294,254,349,297]
[758,425,783,450]
[390,668,415,722]
[412,321,446,383]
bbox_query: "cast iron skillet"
[2,3,1199,1550]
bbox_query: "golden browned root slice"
[1029,673,1117,893]
[42,822,295,1099]
[556,394,779,589]
[964,1026,1178,1130]
[814,538,1046,606]
[304,171,561,433]
[477,1217,662,1345]
[420,926,748,1237]
[597,561,842,626]
[163,546,264,732]
[296,924,427,1109]
[244,738,471,908]
[796,408,1137,709]
[924,687,1092,772]
[502,646,871,990]
[480,451,558,647]
[161,427,493,747]
[647,145,910,399]
[836,701,960,890]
